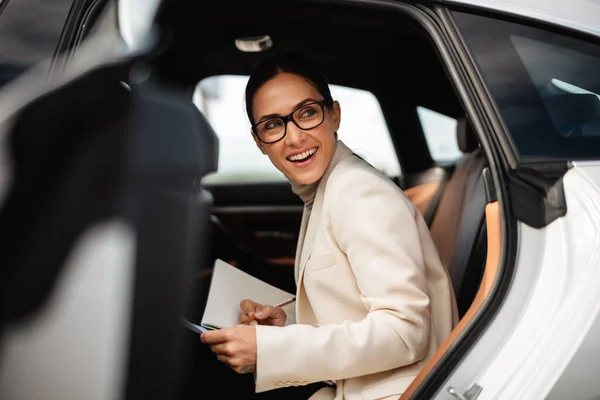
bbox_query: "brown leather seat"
[403,166,449,227]
[398,118,502,399]
[400,200,502,399]
[428,117,488,317]
[404,180,443,217]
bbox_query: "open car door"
[0,1,218,398]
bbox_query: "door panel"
[213,207,301,263]
[0,50,217,399]
[205,181,303,294]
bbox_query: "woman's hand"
[238,299,287,327]
[200,325,257,374]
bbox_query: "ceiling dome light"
[235,35,273,52]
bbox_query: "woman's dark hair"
[244,53,334,126]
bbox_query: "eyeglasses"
[252,100,333,144]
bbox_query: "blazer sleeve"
[254,167,432,392]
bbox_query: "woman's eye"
[265,120,283,130]
[299,107,317,118]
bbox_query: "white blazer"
[255,141,458,400]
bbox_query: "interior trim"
[400,200,502,399]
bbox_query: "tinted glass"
[0,0,73,89]
[453,11,600,161]
[417,106,462,163]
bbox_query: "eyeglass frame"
[251,99,335,144]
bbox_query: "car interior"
[141,0,506,398]
[0,0,506,399]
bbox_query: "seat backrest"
[402,166,451,226]
[400,200,502,399]
[428,117,488,316]
[0,66,218,400]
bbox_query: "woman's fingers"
[237,301,287,326]
[239,299,260,315]
[238,313,258,325]
[216,354,228,363]
[253,305,275,320]
[238,313,250,324]
[210,342,230,355]
[239,299,266,324]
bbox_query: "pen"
[242,296,296,325]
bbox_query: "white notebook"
[191,259,296,331]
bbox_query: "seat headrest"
[129,87,219,186]
[456,117,479,153]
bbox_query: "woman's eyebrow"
[257,98,317,122]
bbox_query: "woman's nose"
[285,123,305,146]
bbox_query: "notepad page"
[201,259,295,329]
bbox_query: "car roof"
[442,0,600,38]
[154,0,461,116]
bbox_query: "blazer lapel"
[295,139,355,287]
[294,207,309,283]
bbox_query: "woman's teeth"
[288,147,317,162]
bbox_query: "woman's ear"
[331,100,341,132]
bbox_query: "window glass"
[453,11,600,161]
[194,75,401,184]
[417,106,461,163]
[0,0,73,89]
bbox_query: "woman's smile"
[286,146,319,167]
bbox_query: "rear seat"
[402,166,450,227]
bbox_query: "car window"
[0,0,73,89]
[417,106,461,163]
[453,11,600,161]
[194,75,401,184]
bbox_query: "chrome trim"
[571,160,600,168]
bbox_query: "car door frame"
[327,1,518,398]
[50,0,112,75]
[413,2,600,398]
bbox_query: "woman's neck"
[290,139,352,205]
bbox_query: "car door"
[0,0,74,90]
[401,2,600,399]
[0,2,218,399]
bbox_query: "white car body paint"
[434,163,600,399]
[442,0,600,38]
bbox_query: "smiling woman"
[248,70,340,185]
[199,52,459,400]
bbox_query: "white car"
[0,0,599,399]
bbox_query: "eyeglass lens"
[256,102,325,143]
